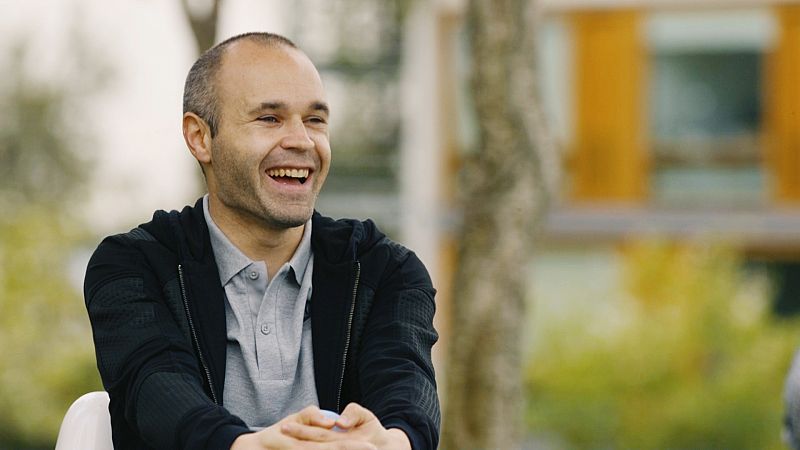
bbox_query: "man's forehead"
[216,41,326,102]
[219,40,314,79]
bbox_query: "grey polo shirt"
[203,196,318,427]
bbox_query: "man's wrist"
[230,431,257,450]
[380,428,411,450]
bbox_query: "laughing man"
[84,32,439,450]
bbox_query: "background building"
[398,0,800,321]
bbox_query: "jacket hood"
[310,212,385,264]
[139,198,211,263]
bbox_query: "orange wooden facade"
[570,6,800,204]
[571,10,649,203]
[766,5,800,203]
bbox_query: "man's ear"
[183,112,213,165]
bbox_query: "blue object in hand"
[320,409,344,432]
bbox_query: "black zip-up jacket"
[84,199,440,449]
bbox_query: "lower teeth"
[269,176,307,184]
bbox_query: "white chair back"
[55,391,113,450]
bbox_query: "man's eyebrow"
[249,101,287,115]
[311,101,330,116]
[248,101,330,116]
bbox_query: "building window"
[646,10,775,208]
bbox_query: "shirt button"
[248,271,259,280]
[260,323,271,335]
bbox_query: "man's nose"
[280,117,314,151]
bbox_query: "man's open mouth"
[266,168,309,184]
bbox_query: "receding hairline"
[216,37,312,78]
[182,32,301,110]
[209,35,304,91]
[209,32,299,67]
[220,34,301,58]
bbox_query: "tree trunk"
[180,0,222,54]
[442,0,552,448]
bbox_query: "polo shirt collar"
[202,195,312,286]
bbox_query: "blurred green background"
[3,0,800,448]
[525,242,800,449]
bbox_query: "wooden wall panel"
[571,10,648,202]
[765,5,800,203]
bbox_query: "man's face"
[206,41,331,229]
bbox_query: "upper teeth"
[267,168,309,178]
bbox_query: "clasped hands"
[231,403,411,450]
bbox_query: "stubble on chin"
[252,197,315,230]
[262,211,311,230]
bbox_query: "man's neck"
[207,196,304,279]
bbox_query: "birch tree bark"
[442,0,554,448]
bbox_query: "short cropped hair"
[183,32,297,137]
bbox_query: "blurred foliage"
[525,241,800,449]
[0,208,101,449]
[0,32,107,448]
[0,36,109,206]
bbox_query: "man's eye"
[257,116,279,123]
[307,117,326,124]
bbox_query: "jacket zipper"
[336,260,361,412]
[178,264,219,405]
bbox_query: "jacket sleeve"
[84,234,250,449]
[356,245,440,450]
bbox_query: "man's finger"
[337,403,374,429]
[281,422,339,442]
[278,423,378,450]
[314,440,378,450]
[294,405,336,428]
